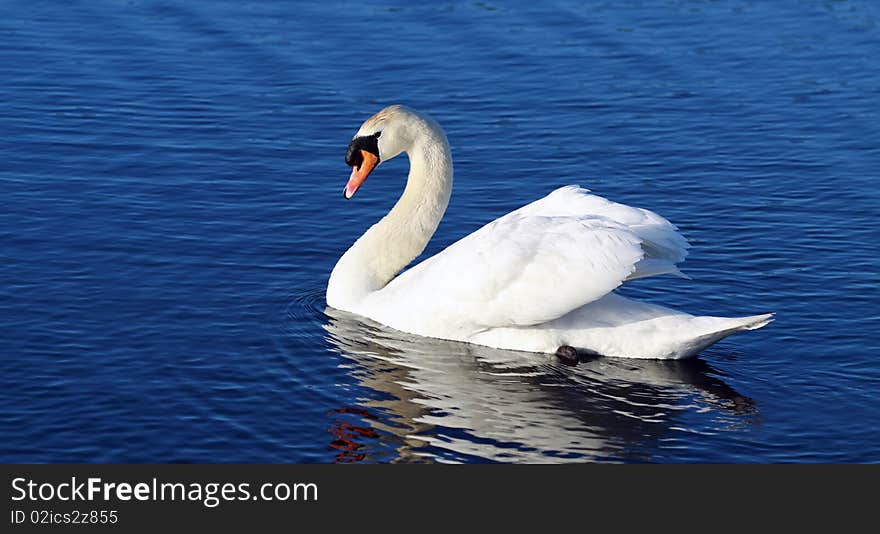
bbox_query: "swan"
[327,105,772,360]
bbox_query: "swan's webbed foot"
[555,345,579,366]
[555,345,603,365]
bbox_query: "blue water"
[2,0,878,463]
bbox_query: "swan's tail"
[680,313,774,359]
[700,312,775,339]
[734,313,775,331]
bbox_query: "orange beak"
[344,150,378,199]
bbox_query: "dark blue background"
[1,0,878,462]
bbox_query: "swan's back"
[363,186,692,339]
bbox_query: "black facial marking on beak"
[345,131,382,168]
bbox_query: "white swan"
[327,105,772,360]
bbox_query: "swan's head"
[343,105,422,199]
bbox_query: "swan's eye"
[345,131,382,167]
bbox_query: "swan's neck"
[327,132,452,310]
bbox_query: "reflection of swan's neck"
[327,127,453,309]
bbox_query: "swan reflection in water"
[322,307,757,463]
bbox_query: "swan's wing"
[370,186,688,333]
[373,213,644,330]
[514,185,690,280]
